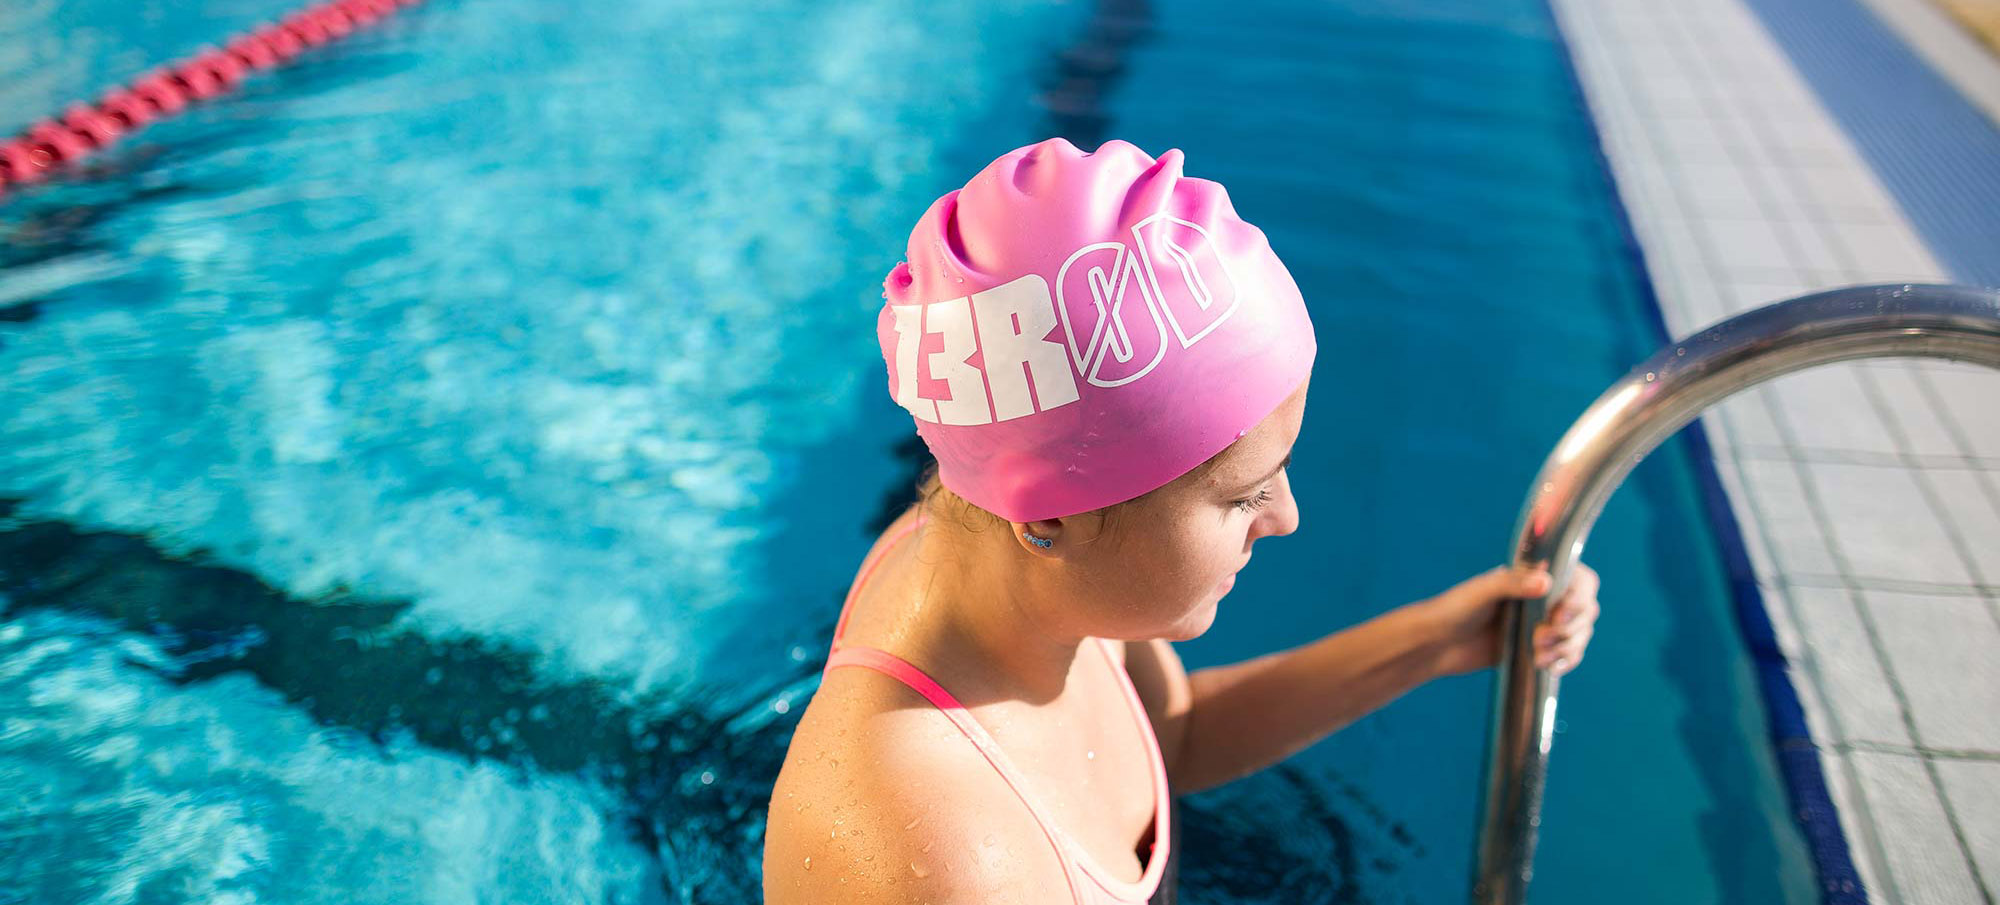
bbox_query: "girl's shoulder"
[765,678,1071,903]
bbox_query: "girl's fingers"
[1562,598,1596,633]
[1535,566,1599,673]
[1540,598,1586,636]
[1539,628,1592,670]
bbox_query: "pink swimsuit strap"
[821,512,1170,903]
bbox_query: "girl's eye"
[1234,488,1274,513]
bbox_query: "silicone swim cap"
[877,137,1316,523]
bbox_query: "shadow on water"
[1037,0,1155,149]
[1626,445,1799,905]
[0,495,823,902]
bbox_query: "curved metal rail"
[1471,283,2000,904]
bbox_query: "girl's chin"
[1169,595,1223,641]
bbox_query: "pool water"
[0,0,1816,902]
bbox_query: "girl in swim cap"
[765,137,1601,905]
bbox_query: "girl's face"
[1033,376,1308,642]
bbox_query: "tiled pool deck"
[1550,0,2000,902]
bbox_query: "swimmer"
[763,137,1602,904]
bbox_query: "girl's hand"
[1411,562,1601,679]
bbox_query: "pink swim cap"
[877,137,1317,523]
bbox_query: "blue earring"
[1022,531,1053,548]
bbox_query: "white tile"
[1636,70,1705,106]
[1796,269,1868,293]
[1791,586,1913,746]
[1741,459,1842,577]
[1920,363,2000,461]
[1828,221,1948,280]
[1657,116,1739,167]
[1714,386,1788,452]
[1756,108,1863,170]
[1721,272,1812,315]
[1593,2,1662,40]
[1866,365,1966,459]
[1672,164,1764,220]
[1764,364,1905,457]
[1615,39,1685,81]
[1693,216,1791,272]
[1764,215,1848,276]
[1922,469,2000,584]
[1636,84,1714,120]
[1790,162,1911,228]
[1859,589,2000,751]
[1849,749,1987,905]
[1933,759,2000,885]
[1801,462,1975,585]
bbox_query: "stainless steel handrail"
[1471,283,2000,904]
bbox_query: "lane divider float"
[0,0,424,200]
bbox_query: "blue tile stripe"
[1741,0,2000,290]
[1538,2,1872,902]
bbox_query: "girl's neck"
[892,518,1094,708]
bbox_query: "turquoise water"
[0,0,1816,902]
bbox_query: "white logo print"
[1056,212,1240,388]
[889,213,1241,425]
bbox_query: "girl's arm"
[1141,564,1598,795]
[1169,602,1445,794]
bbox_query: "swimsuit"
[821,513,1180,905]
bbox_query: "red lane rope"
[0,0,424,200]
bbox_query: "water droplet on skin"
[804,857,812,871]
[921,842,933,853]
[1086,750,1095,760]
[911,861,931,878]
[905,816,922,830]
[983,834,995,846]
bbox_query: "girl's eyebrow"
[1237,452,1293,491]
